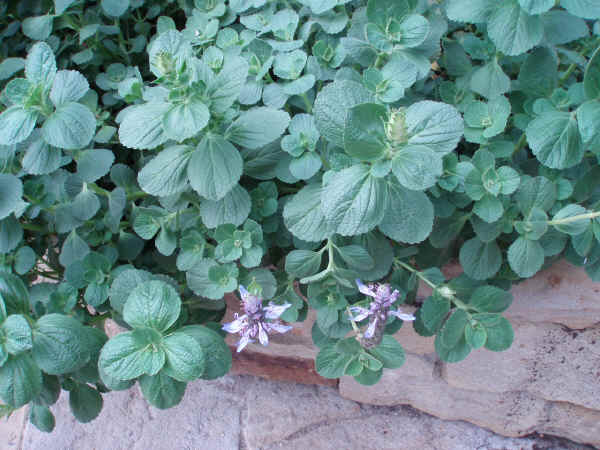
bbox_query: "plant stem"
[396,260,436,289]
[548,210,600,225]
[512,133,527,156]
[559,63,577,86]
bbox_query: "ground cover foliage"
[0,0,600,431]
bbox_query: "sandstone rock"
[543,402,600,448]
[339,353,548,438]
[22,379,244,450]
[393,321,435,355]
[507,259,600,329]
[0,406,26,450]
[443,321,600,411]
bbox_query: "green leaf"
[285,250,322,278]
[487,1,543,56]
[508,237,545,277]
[273,50,307,80]
[542,10,589,45]
[178,325,231,380]
[283,184,333,242]
[0,174,23,221]
[551,204,589,235]
[55,0,77,14]
[22,15,54,41]
[353,367,382,385]
[0,216,23,254]
[518,0,553,14]
[336,245,374,270]
[29,404,55,433]
[109,269,153,313]
[0,58,25,81]
[419,294,450,333]
[516,176,556,214]
[482,316,514,351]
[118,102,171,150]
[42,102,96,150]
[459,237,502,280]
[32,314,90,375]
[101,0,130,17]
[2,314,32,355]
[470,59,511,99]
[186,259,238,300]
[226,108,290,149]
[188,135,243,201]
[205,56,249,114]
[49,70,89,106]
[162,100,210,143]
[289,152,322,180]
[123,280,181,333]
[321,165,387,236]
[368,335,406,369]
[469,285,512,313]
[577,100,600,150]
[379,179,434,244]
[76,149,114,183]
[367,0,412,28]
[392,145,443,190]
[200,185,251,228]
[440,309,469,349]
[314,80,375,148]
[473,194,504,223]
[405,101,464,155]
[69,383,103,423]
[584,47,600,100]
[25,42,56,86]
[465,322,487,349]
[139,371,186,409]
[434,333,471,363]
[99,328,166,381]
[517,47,557,98]
[0,106,38,145]
[393,14,430,48]
[561,0,600,19]
[0,354,41,407]
[526,111,584,169]
[446,0,495,22]
[59,230,90,267]
[315,343,354,378]
[343,103,387,161]
[22,138,62,175]
[138,145,192,197]
[161,331,205,382]
[0,273,29,315]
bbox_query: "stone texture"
[422,260,600,329]
[0,407,26,450]
[443,320,600,411]
[507,259,600,329]
[13,375,589,450]
[339,354,548,438]
[22,379,244,450]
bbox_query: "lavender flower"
[349,279,415,348]
[222,285,292,352]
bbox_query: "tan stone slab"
[442,321,600,411]
[418,260,600,329]
[339,353,548,438]
[0,406,26,450]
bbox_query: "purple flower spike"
[222,286,292,352]
[352,279,414,348]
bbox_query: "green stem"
[300,93,313,113]
[559,63,577,86]
[87,183,110,197]
[395,260,470,310]
[548,210,600,226]
[374,54,385,69]
[512,133,527,156]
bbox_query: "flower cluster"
[222,286,292,352]
[349,279,415,348]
